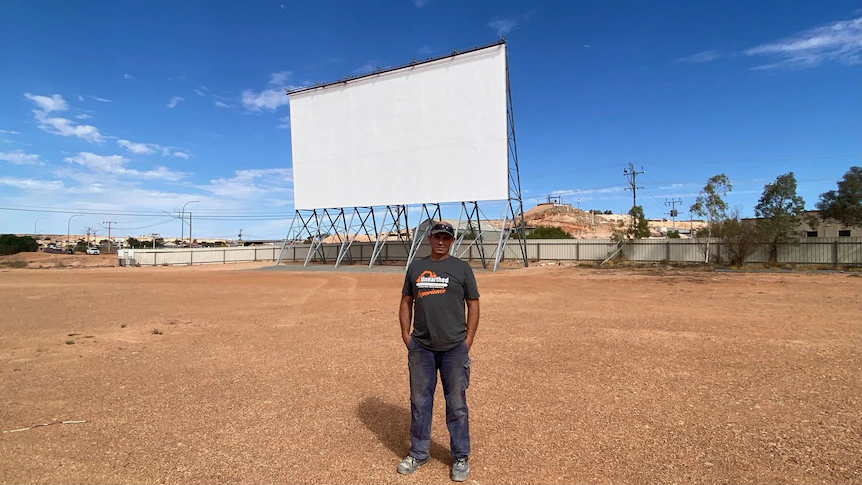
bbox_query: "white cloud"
[89,96,113,103]
[269,71,293,85]
[354,63,377,74]
[124,73,134,80]
[584,44,592,48]
[202,168,293,199]
[117,139,158,155]
[418,45,433,55]
[117,139,188,159]
[0,177,64,191]
[76,113,93,120]
[64,152,186,181]
[0,150,44,165]
[77,95,85,102]
[0,129,21,135]
[24,93,103,143]
[214,101,232,108]
[277,116,290,129]
[241,88,290,111]
[24,93,68,112]
[33,111,103,143]
[675,50,722,63]
[413,0,430,6]
[488,11,534,36]
[193,89,206,97]
[280,3,286,9]
[746,16,862,70]
[167,96,185,108]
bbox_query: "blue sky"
[1,0,860,240]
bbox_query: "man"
[397,221,480,482]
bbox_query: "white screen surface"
[289,44,508,210]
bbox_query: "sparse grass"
[167,319,178,325]
[120,323,127,328]
[2,259,28,268]
[65,340,74,345]
[151,328,163,335]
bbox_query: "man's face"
[429,233,454,256]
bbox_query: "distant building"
[742,210,861,238]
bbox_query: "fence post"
[223,249,226,264]
[575,240,579,261]
[536,242,540,262]
[834,240,839,266]
[190,250,193,266]
[666,240,671,262]
[154,251,157,266]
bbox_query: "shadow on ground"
[357,397,451,464]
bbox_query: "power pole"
[86,227,93,246]
[623,163,645,233]
[103,221,116,253]
[188,212,193,249]
[664,198,682,228]
[623,163,645,210]
[238,229,243,246]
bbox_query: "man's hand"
[465,336,474,350]
[400,295,413,349]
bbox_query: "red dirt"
[1,265,860,484]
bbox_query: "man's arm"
[465,298,479,350]
[400,295,413,347]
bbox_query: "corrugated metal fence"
[119,237,862,267]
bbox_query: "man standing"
[397,221,480,482]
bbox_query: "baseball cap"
[429,221,455,237]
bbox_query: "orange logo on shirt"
[416,269,450,298]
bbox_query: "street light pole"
[34,217,46,235]
[67,214,82,252]
[181,200,199,247]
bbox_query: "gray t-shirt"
[402,256,480,352]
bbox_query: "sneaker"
[397,455,428,475]
[451,456,469,482]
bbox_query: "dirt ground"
[1,264,860,484]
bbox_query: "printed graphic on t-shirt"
[416,270,449,298]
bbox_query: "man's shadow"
[357,397,451,464]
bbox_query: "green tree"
[667,230,681,239]
[126,237,143,249]
[816,166,862,228]
[0,234,39,255]
[755,172,805,262]
[611,205,650,241]
[717,208,760,266]
[602,210,613,215]
[526,226,572,239]
[690,174,732,262]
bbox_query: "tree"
[667,230,681,239]
[0,234,38,255]
[690,174,732,262]
[526,226,572,239]
[816,166,862,228]
[755,172,805,262]
[717,208,760,266]
[126,237,143,249]
[611,206,650,241]
[603,210,613,215]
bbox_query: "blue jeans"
[407,338,471,460]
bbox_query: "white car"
[86,247,100,255]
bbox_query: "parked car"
[86,247,100,255]
[65,248,74,254]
